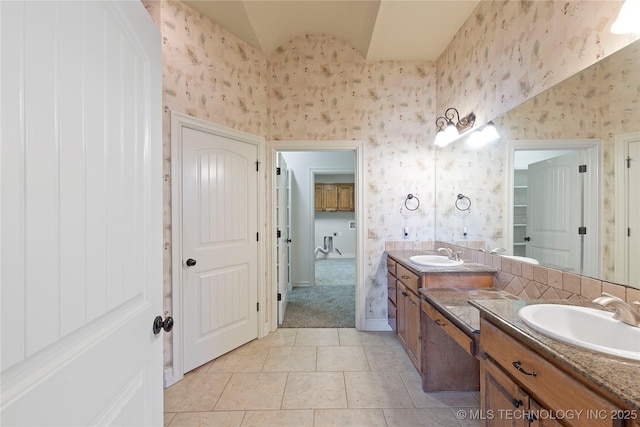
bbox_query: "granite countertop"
[470,299,640,410]
[386,250,497,275]
[419,288,518,334]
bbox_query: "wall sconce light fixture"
[434,107,476,147]
[467,121,500,147]
[611,0,640,34]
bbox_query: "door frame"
[169,112,266,386]
[615,131,640,285]
[507,139,601,277]
[267,141,366,332]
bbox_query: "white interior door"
[277,154,291,324]
[628,141,640,286]
[181,125,259,373]
[1,1,163,425]
[527,151,582,271]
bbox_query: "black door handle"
[286,239,292,243]
[524,236,531,242]
[186,258,196,267]
[153,316,174,334]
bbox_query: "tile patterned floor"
[164,328,480,427]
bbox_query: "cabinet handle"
[401,291,408,297]
[435,319,446,327]
[512,360,537,377]
[400,275,410,280]
[511,398,523,408]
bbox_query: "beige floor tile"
[337,328,385,346]
[207,345,269,373]
[262,346,317,372]
[215,372,288,410]
[344,371,414,408]
[164,412,176,427]
[317,346,369,371]
[164,372,231,412]
[167,411,244,427]
[379,331,403,346]
[314,409,387,427]
[456,408,482,427]
[191,360,215,374]
[363,344,415,371]
[383,408,464,427]
[399,370,480,408]
[249,328,298,348]
[294,328,339,346]
[240,410,314,426]
[282,372,347,409]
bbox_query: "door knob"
[153,315,174,334]
[286,239,292,243]
[185,258,197,267]
[524,236,531,242]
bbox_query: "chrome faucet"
[489,247,506,254]
[593,292,640,327]
[437,247,462,261]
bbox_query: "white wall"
[282,151,355,286]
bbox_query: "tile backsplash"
[386,240,640,306]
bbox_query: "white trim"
[615,131,640,285]
[169,112,265,386]
[267,141,366,331]
[507,139,601,277]
[365,319,393,332]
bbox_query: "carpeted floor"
[280,258,356,328]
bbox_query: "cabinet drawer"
[387,273,397,304]
[396,264,420,294]
[386,257,396,275]
[388,299,397,332]
[422,300,475,356]
[480,320,620,427]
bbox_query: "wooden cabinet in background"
[315,183,354,211]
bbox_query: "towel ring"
[404,194,420,211]
[455,194,471,212]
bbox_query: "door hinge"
[277,293,282,301]
[276,167,281,175]
[277,229,282,238]
[578,226,587,235]
[628,228,632,237]
[578,164,587,173]
[256,232,259,241]
[256,161,260,172]
[257,302,260,311]
[627,156,632,168]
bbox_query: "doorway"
[267,141,365,332]
[508,139,601,278]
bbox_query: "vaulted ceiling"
[182,0,480,61]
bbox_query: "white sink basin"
[502,255,539,265]
[518,304,640,361]
[409,255,464,267]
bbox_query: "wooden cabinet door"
[314,184,324,211]
[396,282,408,348]
[337,184,354,211]
[405,290,421,368]
[481,359,529,427]
[324,185,338,211]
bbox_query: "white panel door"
[182,127,259,372]
[276,154,291,324]
[527,151,581,272]
[1,1,163,425]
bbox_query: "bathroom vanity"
[472,299,640,427]
[385,250,496,371]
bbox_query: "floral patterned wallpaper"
[143,0,637,374]
[436,26,639,285]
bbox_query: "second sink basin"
[409,255,464,267]
[518,304,640,361]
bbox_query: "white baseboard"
[364,319,392,331]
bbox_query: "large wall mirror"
[435,39,639,289]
